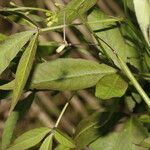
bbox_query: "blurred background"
[0,0,124,139]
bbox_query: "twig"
[54,93,75,128]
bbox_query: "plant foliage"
[0,0,149,149]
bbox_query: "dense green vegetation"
[0,0,150,149]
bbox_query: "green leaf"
[39,134,53,150]
[139,137,150,148]
[0,59,116,91]
[95,74,128,99]
[125,96,136,112]
[54,129,75,148]
[56,0,97,25]
[144,52,150,70]
[30,58,116,91]
[88,8,141,69]
[2,112,19,150]
[7,127,51,150]
[131,92,142,104]
[0,80,14,90]
[0,10,37,27]
[2,93,35,150]
[0,31,35,75]
[0,33,7,41]
[74,112,100,149]
[125,0,134,11]
[89,117,149,150]
[37,42,58,57]
[139,115,150,123]
[54,144,70,150]
[74,111,121,149]
[133,0,150,46]
[11,32,38,111]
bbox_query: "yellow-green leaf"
[133,0,150,46]
[0,31,35,75]
[2,93,35,150]
[56,0,97,25]
[30,58,116,91]
[7,127,51,150]
[89,117,149,150]
[40,134,53,150]
[54,129,75,148]
[0,59,116,91]
[140,137,150,148]
[95,74,128,99]
[11,32,38,111]
[54,144,70,150]
[88,8,141,69]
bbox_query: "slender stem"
[54,94,75,128]
[0,7,50,13]
[63,11,66,43]
[96,36,150,108]
[39,18,124,33]
[54,102,69,128]
[117,56,150,108]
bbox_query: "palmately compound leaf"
[54,129,75,148]
[7,127,51,150]
[133,0,150,46]
[2,93,35,150]
[0,59,116,91]
[40,134,53,150]
[30,58,116,91]
[0,30,35,75]
[95,74,128,99]
[89,117,149,150]
[10,32,38,111]
[88,8,141,70]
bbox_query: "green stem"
[54,102,69,128]
[0,7,50,13]
[40,25,67,33]
[54,94,75,128]
[97,36,150,108]
[117,56,150,108]
[40,18,124,33]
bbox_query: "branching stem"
[39,18,124,33]
[96,36,150,108]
